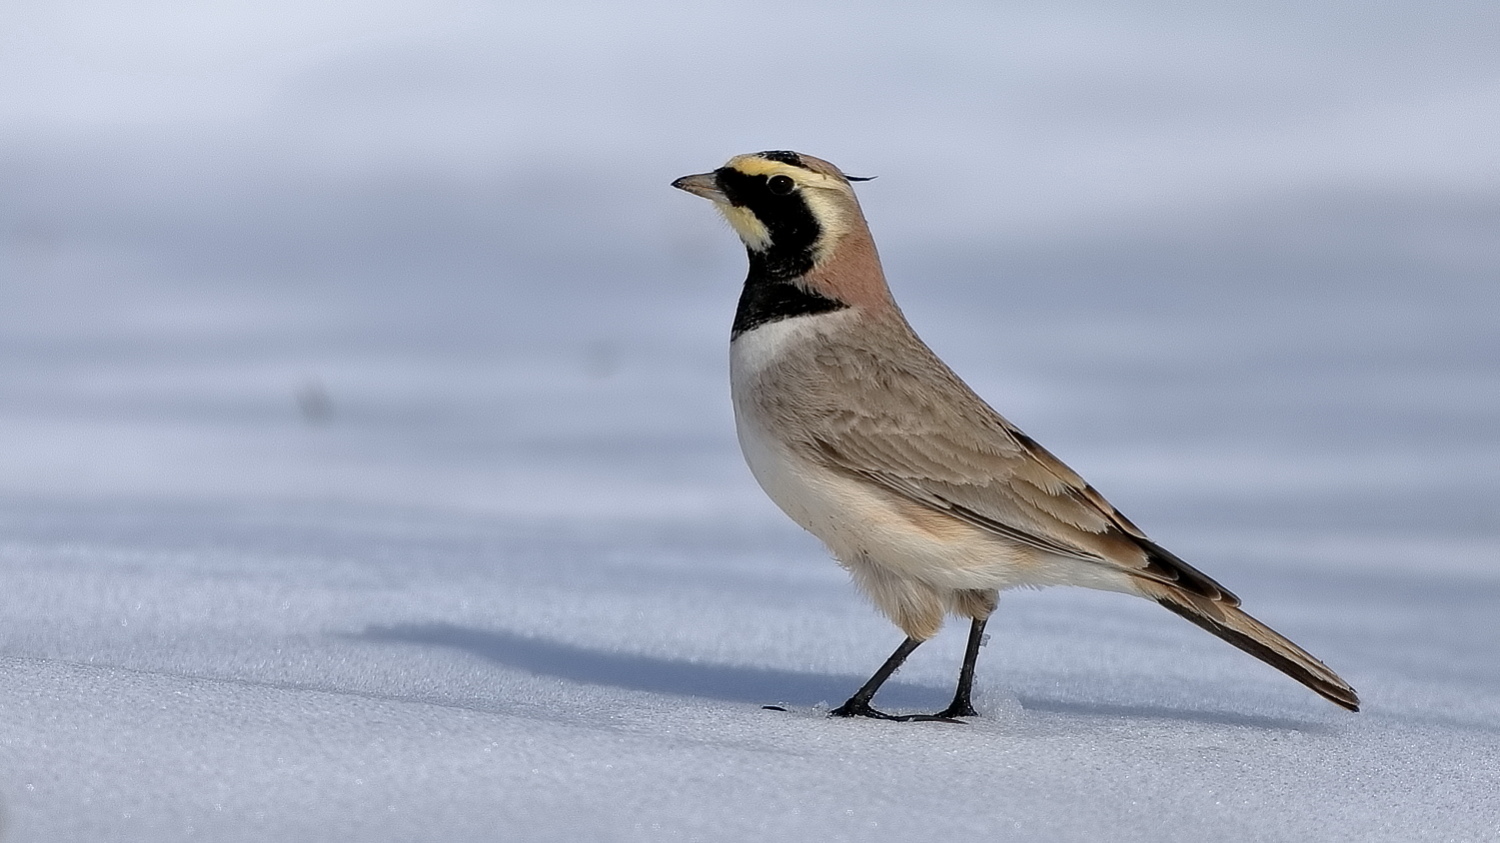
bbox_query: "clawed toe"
[901,712,968,724]
[830,699,968,724]
[829,699,887,719]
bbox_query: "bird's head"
[672,150,872,280]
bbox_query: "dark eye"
[767,174,795,196]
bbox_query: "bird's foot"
[933,700,978,719]
[829,698,966,723]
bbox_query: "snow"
[2,1,1499,840]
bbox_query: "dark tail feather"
[1147,586,1360,712]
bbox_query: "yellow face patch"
[714,154,857,260]
[717,203,772,251]
[724,154,848,188]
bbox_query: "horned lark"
[672,151,1359,720]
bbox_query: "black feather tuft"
[757,150,806,167]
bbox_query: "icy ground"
[3,1,1500,840]
[3,205,1498,841]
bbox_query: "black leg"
[830,636,920,719]
[830,637,961,722]
[934,617,987,719]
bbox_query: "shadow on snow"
[354,622,947,710]
[354,623,1334,730]
[1014,695,1330,732]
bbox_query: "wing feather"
[759,321,1238,604]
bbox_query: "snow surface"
[2,1,1499,840]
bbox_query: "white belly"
[728,317,1030,592]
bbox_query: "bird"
[670,150,1359,721]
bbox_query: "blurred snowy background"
[1,1,1497,840]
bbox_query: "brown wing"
[760,321,1238,605]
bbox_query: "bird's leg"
[830,637,959,722]
[830,636,920,719]
[934,617,987,719]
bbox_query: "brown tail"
[1144,584,1360,711]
